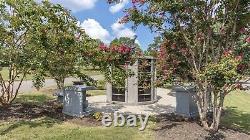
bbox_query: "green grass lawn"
[0,120,153,140]
[81,69,102,76]
[14,92,55,105]
[222,90,250,132]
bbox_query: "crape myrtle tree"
[108,0,250,131]
[84,37,140,86]
[31,1,96,90]
[0,0,45,105]
[0,0,96,105]
[110,37,143,56]
[143,36,175,87]
[144,36,175,87]
[108,37,142,86]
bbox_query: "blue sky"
[48,0,156,50]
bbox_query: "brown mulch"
[0,101,63,120]
[0,101,101,127]
[153,114,250,140]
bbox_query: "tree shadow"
[153,122,180,131]
[157,95,162,100]
[221,107,250,134]
[144,104,175,115]
[0,117,60,135]
[167,89,176,97]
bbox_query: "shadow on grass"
[221,107,250,133]
[0,117,60,135]
[14,94,54,105]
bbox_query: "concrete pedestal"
[62,85,90,117]
[175,85,198,118]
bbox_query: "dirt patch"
[154,114,250,140]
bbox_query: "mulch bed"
[154,114,250,140]
[0,101,66,121]
[0,101,101,127]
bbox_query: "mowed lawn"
[222,90,250,132]
[0,89,249,139]
[0,121,153,140]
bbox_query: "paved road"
[2,75,104,93]
[2,75,249,94]
[18,78,78,93]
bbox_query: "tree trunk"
[210,93,225,132]
[55,77,65,90]
[0,67,27,106]
[0,74,26,106]
[196,88,225,132]
[0,89,17,106]
[196,94,210,130]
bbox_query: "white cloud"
[50,0,98,12]
[111,20,140,46]
[79,19,139,46]
[111,21,124,32]
[80,19,111,43]
[111,20,136,39]
[116,28,136,38]
[109,0,129,14]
